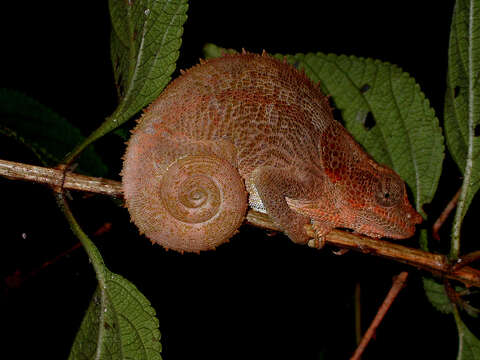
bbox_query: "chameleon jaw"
[356,206,423,240]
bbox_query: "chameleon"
[122,51,422,253]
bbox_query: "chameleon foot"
[307,237,325,249]
[306,220,335,249]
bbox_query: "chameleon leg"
[251,166,317,245]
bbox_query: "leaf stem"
[55,192,108,359]
[450,0,476,261]
[63,113,121,167]
[452,304,464,357]
[450,135,473,261]
[55,192,106,283]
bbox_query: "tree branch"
[2,158,480,288]
[0,158,122,197]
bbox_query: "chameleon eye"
[375,174,403,207]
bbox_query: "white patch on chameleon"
[246,180,267,214]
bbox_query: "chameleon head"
[287,163,422,239]
[336,165,423,239]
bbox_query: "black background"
[1,1,473,359]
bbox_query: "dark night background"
[1,1,475,359]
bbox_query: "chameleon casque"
[122,51,422,253]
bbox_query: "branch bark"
[2,158,480,288]
[0,158,122,196]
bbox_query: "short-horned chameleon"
[122,52,422,252]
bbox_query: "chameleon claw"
[307,238,317,248]
[307,236,325,249]
[306,220,330,249]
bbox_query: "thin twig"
[0,158,122,197]
[452,250,480,271]
[2,158,480,287]
[432,188,462,241]
[350,272,409,360]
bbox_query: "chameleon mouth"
[385,226,418,239]
[385,208,423,239]
[361,206,423,240]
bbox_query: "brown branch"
[350,272,409,360]
[453,250,480,271]
[248,204,480,288]
[0,158,122,197]
[432,187,462,241]
[2,158,480,288]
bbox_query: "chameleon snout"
[388,204,423,239]
[407,208,423,225]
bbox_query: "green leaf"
[423,276,478,319]
[68,271,162,360]
[279,53,444,216]
[455,315,480,359]
[0,89,107,176]
[63,0,189,166]
[444,0,480,257]
[419,229,429,251]
[420,230,453,314]
[423,277,453,314]
[109,0,189,128]
[57,194,161,360]
[424,276,480,358]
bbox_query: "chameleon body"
[122,52,422,252]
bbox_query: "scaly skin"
[122,51,422,252]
